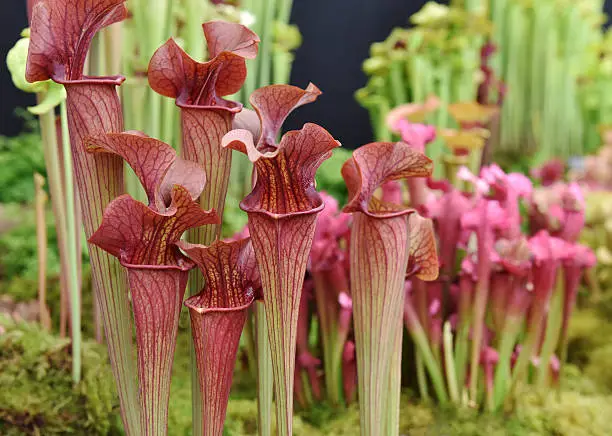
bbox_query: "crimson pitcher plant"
[392,213,441,428]
[148,22,260,431]
[342,141,436,435]
[25,0,137,431]
[88,132,218,436]
[179,238,260,436]
[223,83,340,435]
[148,20,259,249]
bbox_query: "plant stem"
[312,272,343,406]
[278,0,294,24]
[93,293,103,343]
[350,213,413,434]
[274,0,295,87]
[63,82,139,434]
[273,51,293,85]
[258,0,277,88]
[243,310,258,380]
[468,281,487,401]
[510,308,544,393]
[377,98,393,142]
[190,332,202,436]
[389,59,407,107]
[161,96,176,147]
[148,89,163,145]
[248,211,320,436]
[454,322,470,393]
[443,322,460,403]
[415,352,430,401]
[38,102,77,378]
[255,302,273,436]
[536,273,564,388]
[180,106,235,436]
[37,104,70,338]
[185,0,206,60]
[405,301,449,404]
[242,0,260,105]
[385,301,405,436]
[492,316,523,410]
[60,101,82,383]
[409,55,423,103]
[468,214,493,402]
[34,174,51,331]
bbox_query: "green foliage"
[561,364,605,396]
[0,201,91,312]
[0,208,98,336]
[356,4,490,142]
[405,388,612,436]
[0,276,56,304]
[0,117,47,204]
[0,316,120,435]
[222,195,249,238]
[0,204,60,286]
[315,148,351,206]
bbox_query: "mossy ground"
[0,315,121,435]
[2,304,612,435]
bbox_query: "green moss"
[515,390,612,436]
[304,388,612,436]
[561,364,604,396]
[223,399,323,436]
[566,309,612,393]
[319,398,434,436]
[318,404,361,436]
[595,291,612,319]
[0,316,120,435]
[2,306,612,435]
[584,344,612,392]
[160,306,612,435]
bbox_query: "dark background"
[1,1,610,148]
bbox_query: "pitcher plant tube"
[148,20,260,249]
[25,0,138,432]
[179,238,260,436]
[342,141,437,435]
[88,132,219,436]
[392,213,441,428]
[148,21,259,431]
[222,83,340,436]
